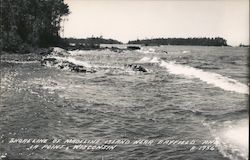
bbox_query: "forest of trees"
[64,37,122,50]
[0,0,69,52]
[65,37,122,45]
[128,37,228,46]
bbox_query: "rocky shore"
[1,46,149,74]
[40,47,148,74]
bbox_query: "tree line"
[65,37,122,45]
[0,0,69,53]
[128,37,228,46]
[63,37,122,50]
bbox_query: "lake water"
[0,45,249,160]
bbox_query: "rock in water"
[127,46,141,50]
[41,57,59,66]
[41,57,96,73]
[109,47,124,53]
[125,64,148,72]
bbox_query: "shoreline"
[0,44,248,60]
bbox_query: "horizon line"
[62,36,250,46]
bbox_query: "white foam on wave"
[51,47,69,56]
[138,56,160,63]
[136,57,249,94]
[68,50,88,56]
[51,56,92,68]
[159,60,249,94]
[150,57,160,63]
[138,57,151,62]
[52,47,65,53]
[214,119,249,160]
[138,48,156,54]
[182,50,190,53]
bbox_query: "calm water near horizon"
[0,45,249,160]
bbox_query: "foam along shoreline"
[41,48,96,73]
[41,47,149,73]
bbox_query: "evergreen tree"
[0,0,69,52]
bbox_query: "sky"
[63,0,249,46]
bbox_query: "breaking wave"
[159,60,249,94]
[138,56,160,63]
[137,56,249,94]
[50,56,92,68]
[138,48,156,54]
[68,50,89,56]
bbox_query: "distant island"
[65,37,122,45]
[239,43,250,47]
[63,37,122,50]
[128,37,228,46]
